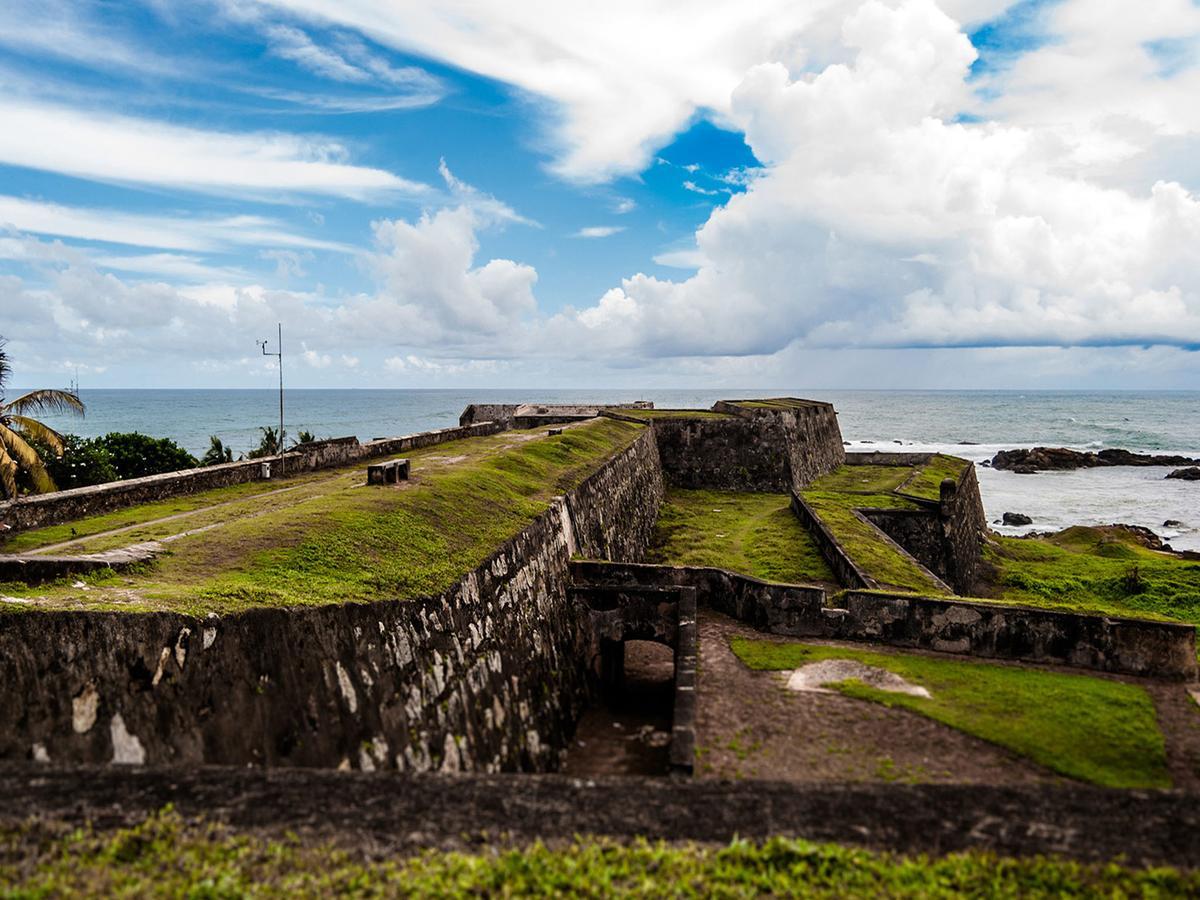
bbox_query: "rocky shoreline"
[989,447,1200,474]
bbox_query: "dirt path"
[1148,683,1200,791]
[694,611,1057,785]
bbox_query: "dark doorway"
[559,641,675,776]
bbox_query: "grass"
[646,489,835,584]
[3,808,1196,898]
[728,399,825,410]
[608,408,732,420]
[986,526,1200,626]
[0,420,643,615]
[731,638,1170,789]
[805,465,912,494]
[899,455,971,501]
[801,492,948,594]
[0,478,309,554]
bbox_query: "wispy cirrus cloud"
[0,98,428,201]
[0,195,353,254]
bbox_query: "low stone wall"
[0,426,664,770]
[839,591,1198,680]
[0,544,158,584]
[0,423,506,537]
[570,560,828,634]
[571,561,1198,680]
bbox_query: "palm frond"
[0,423,56,494]
[0,446,17,500]
[6,415,65,454]
[4,388,85,417]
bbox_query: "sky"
[0,0,1198,390]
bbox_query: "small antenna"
[257,323,285,476]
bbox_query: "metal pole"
[277,322,285,477]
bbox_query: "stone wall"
[0,426,664,770]
[858,509,946,581]
[571,561,1198,680]
[838,590,1197,680]
[0,422,506,537]
[937,464,987,594]
[571,560,829,634]
[654,401,845,493]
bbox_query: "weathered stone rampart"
[653,399,845,492]
[0,423,505,536]
[0,426,664,770]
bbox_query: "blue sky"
[1,1,1198,389]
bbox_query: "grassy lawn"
[804,465,911,494]
[4,809,1195,898]
[731,638,1170,789]
[899,454,971,501]
[646,489,835,584]
[0,419,643,615]
[986,526,1200,627]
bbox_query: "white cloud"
[612,198,637,214]
[0,195,352,253]
[682,180,720,196]
[301,342,332,367]
[0,98,427,200]
[551,0,1200,355]
[573,226,625,238]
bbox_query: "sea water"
[26,388,1200,551]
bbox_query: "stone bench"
[367,458,410,485]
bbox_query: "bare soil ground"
[694,611,1059,785]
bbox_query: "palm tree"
[0,339,85,499]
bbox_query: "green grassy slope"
[646,488,835,584]
[986,526,1200,626]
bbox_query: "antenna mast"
[257,324,285,476]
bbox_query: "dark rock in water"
[980,459,991,467]
[990,446,1200,472]
[1012,465,1038,475]
[1002,512,1033,526]
[893,440,903,445]
[1166,467,1200,481]
[959,441,979,445]
[1164,519,1183,527]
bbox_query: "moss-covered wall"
[0,427,664,771]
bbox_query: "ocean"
[26,388,1200,551]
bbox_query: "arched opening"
[560,640,676,776]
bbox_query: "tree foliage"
[200,436,234,467]
[0,337,85,498]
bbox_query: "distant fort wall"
[0,425,664,771]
